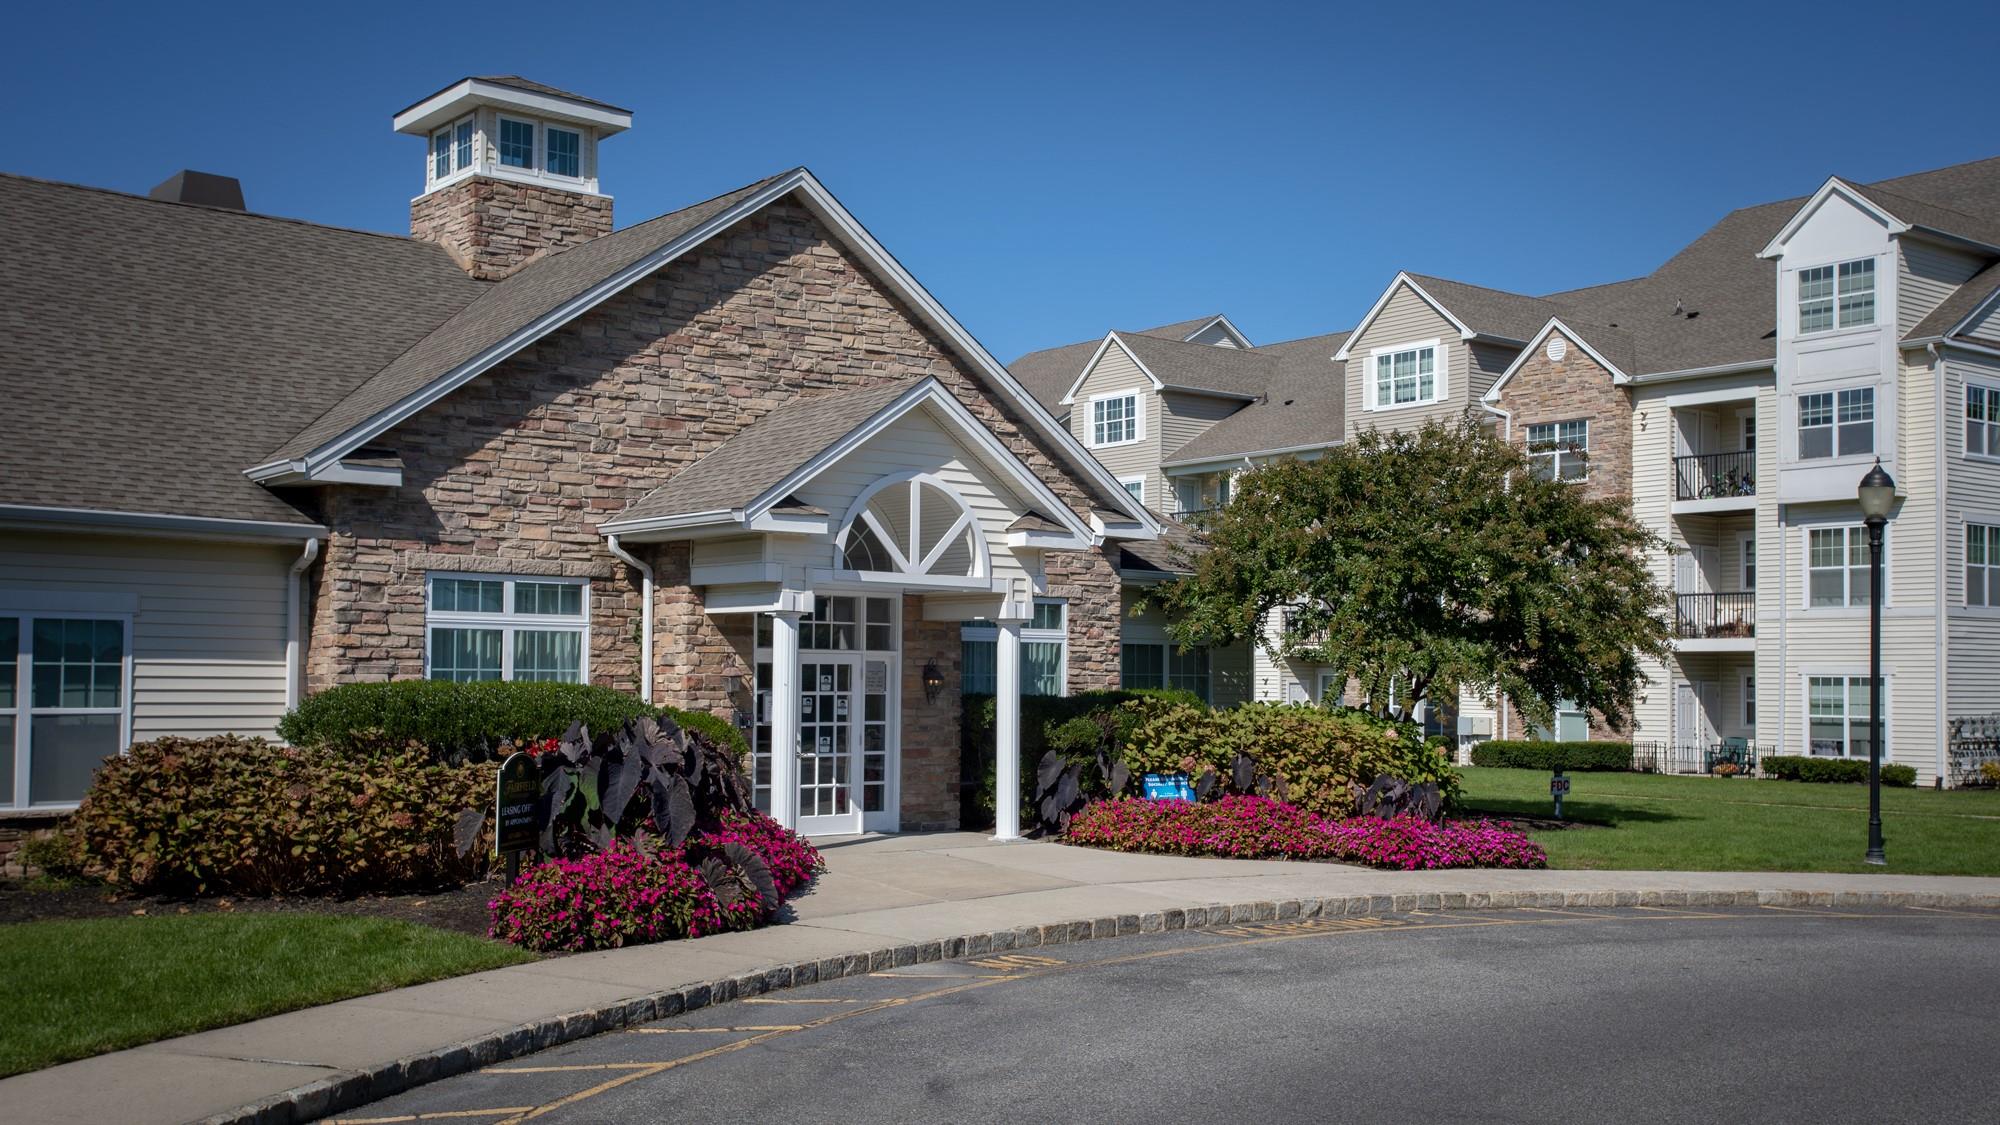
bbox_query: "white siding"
[0,532,294,741]
[1944,351,2000,728]
[1067,342,1162,511]
[1898,239,1984,337]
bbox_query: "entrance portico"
[599,378,1097,838]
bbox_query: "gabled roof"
[1009,314,1247,411]
[1108,333,1276,399]
[601,377,1094,548]
[1161,331,1350,467]
[1483,319,1636,403]
[1400,273,1562,345]
[1848,181,2000,252]
[1907,259,2000,343]
[0,172,487,526]
[1116,515,1204,578]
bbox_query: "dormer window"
[431,116,474,181]
[1798,258,1874,334]
[498,118,536,169]
[1091,392,1141,447]
[1369,340,1444,409]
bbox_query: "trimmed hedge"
[1470,739,1633,772]
[1762,755,1918,787]
[277,680,748,762]
[960,689,1204,826]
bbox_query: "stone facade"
[899,595,962,830]
[1044,544,1123,692]
[302,198,1122,826]
[410,176,613,281]
[1497,327,1633,505]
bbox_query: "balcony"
[1674,591,1755,651]
[1672,450,1756,513]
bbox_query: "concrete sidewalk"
[6,835,1998,1125]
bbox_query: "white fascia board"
[1006,528,1088,551]
[1484,319,1631,399]
[688,561,785,586]
[744,511,833,535]
[1162,440,1339,471]
[1626,359,1775,385]
[1089,511,1153,540]
[1058,332,1161,406]
[1157,383,1259,402]
[1183,315,1254,348]
[596,508,742,537]
[1332,273,1477,361]
[0,504,327,542]
[393,79,633,136]
[1758,177,1910,259]
[704,586,816,615]
[252,171,809,482]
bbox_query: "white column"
[992,619,1024,841]
[768,610,803,832]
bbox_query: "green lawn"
[1459,767,2000,876]
[0,914,533,1077]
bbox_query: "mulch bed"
[0,876,505,938]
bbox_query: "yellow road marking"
[741,996,867,1004]
[1631,904,1733,918]
[1757,903,1887,918]
[626,1025,803,1033]
[964,953,1066,971]
[1902,904,2000,918]
[334,1110,535,1123]
[483,1063,657,1074]
[1513,906,1618,919]
[867,970,990,978]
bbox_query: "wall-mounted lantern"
[922,660,945,704]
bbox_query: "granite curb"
[203,884,2000,1124]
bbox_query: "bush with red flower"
[1063,795,1545,871]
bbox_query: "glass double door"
[754,647,896,836]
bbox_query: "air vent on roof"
[148,170,245,210]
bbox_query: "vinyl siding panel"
[1344,285,1468,439]
[1943,352,2000,728]
[1068,342,1163,513]
[1966,300,2000,345]
[1158,390,1242,478]
[0,532,293,742]
[1898,240,1984,338]
[1185,321,1241,348]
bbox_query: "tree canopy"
[1156,417,1672,731]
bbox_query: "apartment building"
[1016,156,2000,785]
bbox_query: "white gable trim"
[599,378,1094,550]
[1331,273,1477,361]
[247,168,1159,537]
[1758,177,1910,260]
[1058,332,1162,405]
[1182,315,1254,348]
[1484,318,1633,401]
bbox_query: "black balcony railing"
[1674,450,1756,502]
[1675,592,1755,639]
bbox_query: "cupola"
[393,76,633,279]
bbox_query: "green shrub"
[960,689,1203,826]
[1762,755,1917,787]
[15,829,86,880]
[1470,740,1633,772]
[69,736,494,895]
[1119,700,1460,819]
[277,680,747,762]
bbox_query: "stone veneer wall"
[0,814,65,878]
[303,201,1123,822]
[410,176,613,281]
[900,595,962,830]
[1044,544,1122,692]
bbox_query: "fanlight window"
[837,474,986,578]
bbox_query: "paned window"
[425,575,587,683]
[1968,523,2000,607]
[2,615,128,807]
[1373,344,1439,407]
[1121,641,1211,703]
[1807,527,1873,607]
[1966,385,2000,458]
[546,127,581,178]
[1797,387,1872,459]
[1807,675,1879,758]
[1526,419,1589,481]
[1092,394,1139,445]
[1798,258,1874,334]
[961,600,1065,696]
[498,118,536,169]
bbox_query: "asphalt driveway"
[337,903,1999,1124]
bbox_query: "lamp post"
[1856,459,1896,866]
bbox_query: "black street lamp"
[1857,459,1896,866]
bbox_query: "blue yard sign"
[1143,772,1194,801]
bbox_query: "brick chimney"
[393,76,632,280]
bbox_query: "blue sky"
[9,1,1994,361]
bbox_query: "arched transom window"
[835,473,988,579]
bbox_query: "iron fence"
[1946,714,2000,787]
[1632,738,1760,776]
[1675,592,1756,639]
[1674,450,1757,502]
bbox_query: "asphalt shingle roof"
[1908,259,2000,342]
[268,171,789,464]
[1008,315,1232,412]
[608,379,918,525]
[1116,333,1276,399]
[1162,331,1350,465]
[0,173,487,524]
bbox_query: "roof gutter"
[1162,439,1341,471]
[0,504,327,542]
[1625,358,1774,385]
[605,535,654,704]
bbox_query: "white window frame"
[1797,257,1876,336]
[1525,419,1590,481]
[495,115,539,172]
[1368,339,1446,411]
[1803,524,1882,611]
[1801,672,1887,759]
[960,598,1067,696]
[2,612,134,810]
[424,573,590,683]
[1966,381,2000,461]
[1117,474,1146,506]
[1966,520,2000,609]
[1795,383,1875,462]
[1090,391,1143,447]
[543,124,584,182]
[429,114,478,189]
[1741,672,1756,729]
[1738,532,1757,591]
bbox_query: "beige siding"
[1067,341,1163,512]
[1898,239,1984,337]
[1944,351,2000,725]
[1966,298,2000,344]
[1344,284,1472,439]
[1466,341,1521,404]
[1158,390,1243,486]
[0,531,294,742]
[1185,321,1241,348]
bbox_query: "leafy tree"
[1156,417,1672,731]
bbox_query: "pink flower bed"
[1063,795,1545,871]
[488,812,824,953]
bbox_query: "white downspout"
[285,537,322,711]
[606,534,654,703]
[1929,342,1947,785]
